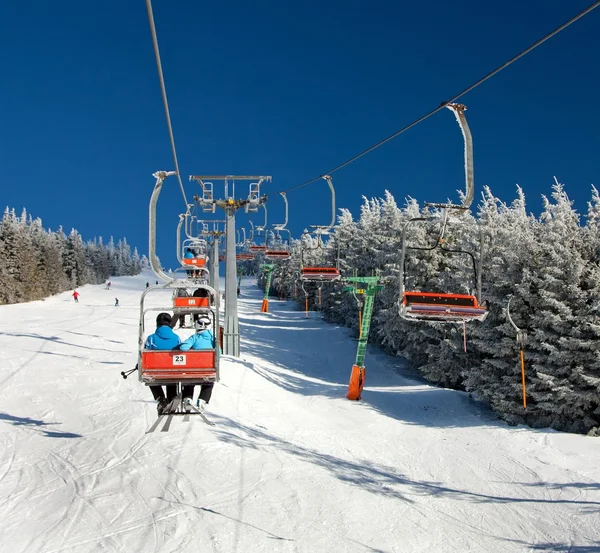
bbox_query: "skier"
[106,281,111,290]
[72,290,80,303]
[146,282,150,289]
[144,312,181,414]
[179,315,220,410]
[115,298,119,307]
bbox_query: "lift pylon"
[190,175,269,356]
[343,275,384,401]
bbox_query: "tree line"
[0,207,145,305]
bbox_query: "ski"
[147,415,165,434]
[161,414,174,432]
[197,410,215,426]
[185,400,215,426]
[147,400,214,432]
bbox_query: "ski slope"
[0,270,599,553]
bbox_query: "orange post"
[347,364,366,400]
[305,298,308,318]
[261,299,269,313]
[520,349,527,409]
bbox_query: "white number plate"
[173,354,186,366]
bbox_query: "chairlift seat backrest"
[265,250,290,259]
[182,257,207,266]
[141,350,217,383]
[300,267,341,281]
[173,297,210,308]
[401,291,488,322]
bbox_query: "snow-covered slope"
[1,270,599,553]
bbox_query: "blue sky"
[1,1,598,268]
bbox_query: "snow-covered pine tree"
[64,229,88,287]
[464,186,539,424]
[522,182,594,432]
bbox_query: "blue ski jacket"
[144,325,182,350]
[179,330,220,352]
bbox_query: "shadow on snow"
[236,290,498,430]
[0,412,82,438]
[209,413,600,510]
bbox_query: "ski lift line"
[275,0,600,196]
[145,0,189,208]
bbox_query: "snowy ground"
[1,270,599,553]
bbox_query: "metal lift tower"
[190,175,269,356]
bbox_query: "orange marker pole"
[305,297,308,318]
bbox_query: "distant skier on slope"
[114,298,119,307]
[72,290,80,303]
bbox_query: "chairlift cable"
[277,0,600,195]
[146,0,189,209]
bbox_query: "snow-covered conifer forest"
[0,207,144,305]
[255,182,600,435]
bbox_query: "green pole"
[344,276,383,367]
[260,263,275,312]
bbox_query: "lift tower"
[191,175,269,356]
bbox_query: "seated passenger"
[171,288,189,329]
[180,315,218,351]
[179,315,220,409]
[144,312,181,414]
[192,287,211,323]
[184,248,194,259]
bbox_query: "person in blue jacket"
[184,248,194,259]
[144,312,182,414]
[180,315,220,409]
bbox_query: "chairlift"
[265,193,291,260]
[138,282,220,400]
[398,104,488,324]
[300,175,341,281]
[139,171,220,413]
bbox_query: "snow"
[1,269,599,553]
